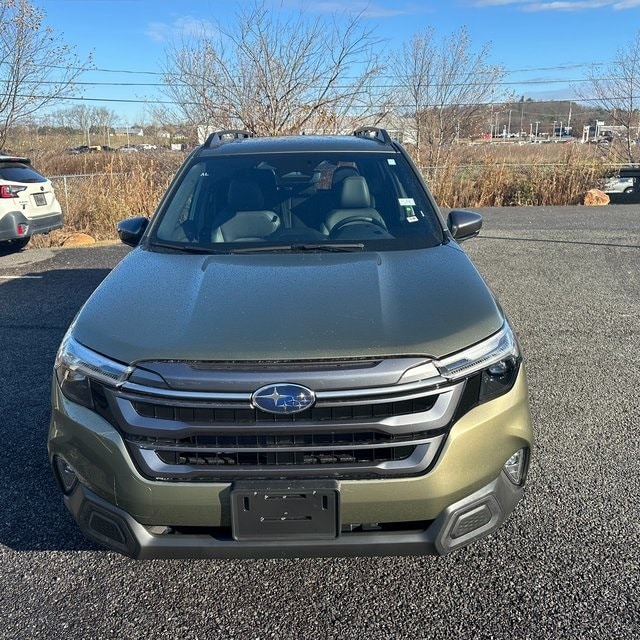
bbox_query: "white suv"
[0,156,63,253]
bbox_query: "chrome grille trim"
[109,383,464,439]
[118,374,448,404]
[130,436,438,454]
[103,367,466,479]
[132,438,446,480]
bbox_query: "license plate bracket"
[231,480,339,541]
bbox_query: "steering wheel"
[330,216,387,237]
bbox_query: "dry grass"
[23,140,615,246]
[418,142,609,208]
[29,151,184,246]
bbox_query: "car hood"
[73,245,504,363]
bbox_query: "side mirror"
[117,216,149,247]
[447,209,483,242]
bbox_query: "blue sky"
[41,0,640,124]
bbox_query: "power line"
[5,92,633,109]
[10,75,631,92]
[0,60,611,79]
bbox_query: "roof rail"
[353,127,392,144]
[205,130,254,147]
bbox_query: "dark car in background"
[602,166,640,204]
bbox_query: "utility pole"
[489,102,494,140]
[535,121,540,138]
[507,109,512,138]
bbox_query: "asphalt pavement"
[0,205,638,639]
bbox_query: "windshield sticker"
[387,159,396,165]
[398,198,415,206]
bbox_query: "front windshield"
[151,151,443,252]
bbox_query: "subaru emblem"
[251,383,316,415]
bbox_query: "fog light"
[504,448,527,485]
[54,456,78,493]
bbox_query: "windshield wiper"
[150,241,220,254]
[231,243,364,254]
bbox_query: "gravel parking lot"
[0,205,638,639]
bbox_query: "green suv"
[49,128,533,559]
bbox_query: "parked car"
[603,167,640,194]
[49,128,533,559]
[0,155,63,253]
[67,145,102,154]
[119,144,139,153]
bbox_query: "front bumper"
[49,369,533,558]
[62,469,524,559]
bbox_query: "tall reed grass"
[30,151,183,245]
[420,143,608,208]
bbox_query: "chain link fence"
[47,158,614,238]
[49,173,124,220]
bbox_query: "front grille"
[127,429,429,469]
[154,445,415,467]
[99,358,465,481]
[131,395,437,424]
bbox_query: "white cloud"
[523,1,610,11]
[473,0,638,8]
[145,16,217,43]
[473,0,528,5]
[280,0,431,18]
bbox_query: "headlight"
[436,323,521,403]
[54,333,131,409]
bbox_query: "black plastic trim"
[352,127,392,144]
[61,471,524,559]
[205,130,255,147]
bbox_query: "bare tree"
[66,105,97,145]
[145,103,198,146]
[389,27,505,169]
[93,107,119,146]
[577,31,640,163]
[160,1,385,136]
[0,0,92,148]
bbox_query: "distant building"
[582,121,627,143]
[114,127,144,137]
